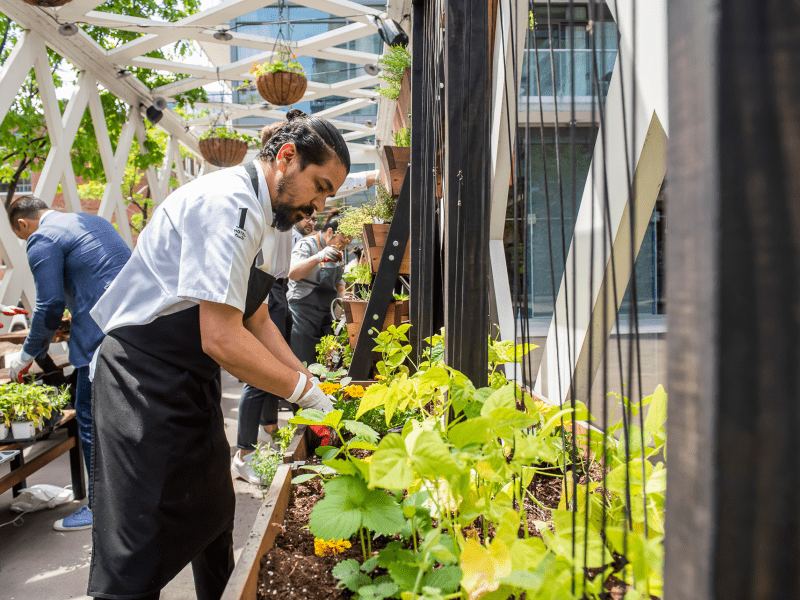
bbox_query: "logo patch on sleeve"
[235,207,247,240]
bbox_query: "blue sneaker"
[53,505,92,531]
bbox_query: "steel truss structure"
[0,0,408,321]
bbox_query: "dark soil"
[256,455,633,599]
[257,454,387,600]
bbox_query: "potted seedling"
[0,394,10,440]
[338,186,408,275]
[249,54,307,106]
[198,128,257,168]
[4,383,70,440]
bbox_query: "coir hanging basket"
[198,138,248,168]
[23,0,72,5]
[256,72,308,106]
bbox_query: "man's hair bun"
[286,109,308,122]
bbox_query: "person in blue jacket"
[7,195,131,532]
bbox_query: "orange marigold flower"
[314,538,351,557]
[343,384,365,398]
[319,382,342,395]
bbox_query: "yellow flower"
[343,384,365,398]
[362,455,373,464]
[319,382,342,395]
[314,538,351,557]
[375,374,386,380]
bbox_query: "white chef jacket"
[91,161,291,334]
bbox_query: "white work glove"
[9,354,34,383]
[297,383,334,413]
[316,246,341,263]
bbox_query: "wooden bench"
[0,409,86,498]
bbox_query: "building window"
[0,177,32,196]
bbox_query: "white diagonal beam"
[489,0,528,346]
[88,83,135,248]
[0,32,35,126]
[534,0,669,405]
[30,34,87,213]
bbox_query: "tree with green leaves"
[77,125,186,235]
[0,2,206,208]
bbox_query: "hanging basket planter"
[23,0,72,6]
[255,72,308,106]
[198,137,248,168]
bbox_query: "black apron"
[88,163,274,599]
[289,233,342,365]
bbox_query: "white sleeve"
[328,171,368,200]
[176,193,265,313]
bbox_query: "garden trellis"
[0,0,395,320]
[0,0,797,598]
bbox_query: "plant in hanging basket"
[23,0,72,6]
[197,128,256,168]
[248,57,308,106]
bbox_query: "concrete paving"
[0,371,286,600]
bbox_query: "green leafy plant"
[291,324,666,600]
[198,128,258,144]
[392,126,411,147]
[376,46,411,100]
[250,423,297,487]
[344,263,373,301]
[316,335,347,372]
[0,383,70,427]
[337,185,398,241]
[249,55,305,77]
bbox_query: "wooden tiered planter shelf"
[362,223,411,275]
[221,425,310,600]
[379,145,410,198]
[393,67,411,132]
[343,298,407,349]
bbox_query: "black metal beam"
[665,0,800,598]
[347,170,411,380]
[442,0,492,385]
[410,0,443,364]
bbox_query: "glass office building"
[227,3,384,210]
[512,3,665,322]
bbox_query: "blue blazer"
[23,211,131,368]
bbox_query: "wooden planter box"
[343,298,406,349]
[362,223,410,275]
[256,72,308,106]
[379,145,410,197]
[221,425,309,600]
[393,67,411,133]
[199,138,248,168]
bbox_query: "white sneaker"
[231,450,262,485]
[257,427,279,450]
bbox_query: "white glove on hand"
[296,383,334,413]
[316,246,341,263]
[9,355,34,383]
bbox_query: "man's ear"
[15,218,26,232]
[276,142,297,173]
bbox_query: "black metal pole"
[442,0,492,386]
[665,0,800,598]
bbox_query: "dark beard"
[272,206,297,232]
[273,174,300,232]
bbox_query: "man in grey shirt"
[287,219,349,365]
